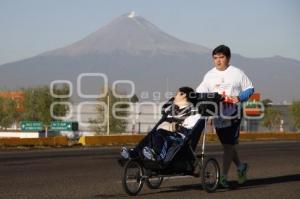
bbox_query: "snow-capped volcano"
[44,12,210,56]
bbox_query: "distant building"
[0,91,25,112]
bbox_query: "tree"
[261,107,282,131]
[130,94,139,103]
[289,101,300,130]
[89,87,129,134]
[20,85,70,125]
[262,99,273,108]
[0,97,20,130]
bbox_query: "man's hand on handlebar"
[223,95,240,104]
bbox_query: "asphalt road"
[0,141,300,199]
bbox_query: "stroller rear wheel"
[122,160,145,196]
[201,158,220,192]
[146,176,163,189]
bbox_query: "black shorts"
[215,118,241,145]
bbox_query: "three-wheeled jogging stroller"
[118,92,224,196]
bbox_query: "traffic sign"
[50,121,77,131]
[21,121,44,131]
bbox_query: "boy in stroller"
[119,90,224,195]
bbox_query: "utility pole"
[45,125,48,138]
[107,94,110,135]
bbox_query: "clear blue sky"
[0,0,299,65]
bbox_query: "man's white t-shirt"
[196,65,253,97]
[196,65,253,120]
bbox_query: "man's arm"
[239,70,254,102]
[196,73,210,93]
[238,87,254,102]
[226,88,254,103]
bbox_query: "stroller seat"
[157,118,206,164]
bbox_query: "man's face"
[213,53,230,71]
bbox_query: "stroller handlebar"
[192,92,224,104]
[160,92,225,116]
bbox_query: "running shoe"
[219,175,229,188]
[237,163,249,184]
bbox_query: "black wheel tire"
[122,160,144,196]
[145,177,163,189]
[201,158,220,193]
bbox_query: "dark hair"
[212,45,231,59]
[178,87,195,102]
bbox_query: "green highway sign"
[50,121,75,131]
[21,121,44,131]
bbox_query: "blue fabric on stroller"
[155,118,206,164]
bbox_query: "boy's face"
[174,91,187,104]
[213,53,230,71]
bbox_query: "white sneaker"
[120,147,129,159]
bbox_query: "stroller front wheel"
[122,160,145,196]
[201,157,220,192]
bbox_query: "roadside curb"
[78,134,144,146]
[1,133,299,147]
[78,133,300,146]
[0,136,68,147]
